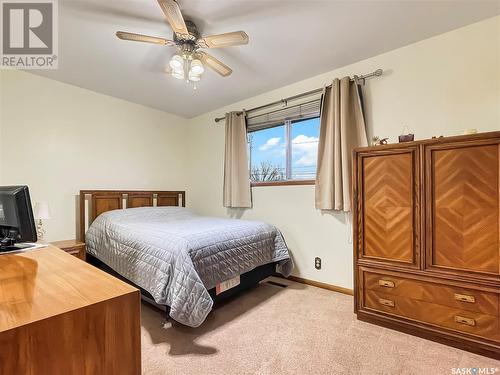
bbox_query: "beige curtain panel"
[315,76,368,211]
[223,112,252,208]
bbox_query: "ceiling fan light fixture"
[116,0,247,86]
[169,54,183,70]
[171,68,184,80]
[188,71,201,82]
[190,59,204,75]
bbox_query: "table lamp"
[34,202,51,241]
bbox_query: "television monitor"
[0,186,37,251]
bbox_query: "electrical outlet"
[315,257,321,270]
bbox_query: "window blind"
[246,95,322,132]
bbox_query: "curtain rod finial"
[374,69,383,76]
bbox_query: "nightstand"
[50,239,86,260]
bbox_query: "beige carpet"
[141,277,500,375]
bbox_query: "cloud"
[292,135,319,166]
[259,137,281,151]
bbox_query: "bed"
[79,190,293,327]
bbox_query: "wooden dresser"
[0,245,141,374]
[353,131,500,358]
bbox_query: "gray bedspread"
[85,207,293,327]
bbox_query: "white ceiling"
[33,0,500,118]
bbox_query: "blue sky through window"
[248,117,320,181]
[291,118,320,179]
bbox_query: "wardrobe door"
[425,139,500,280]
[355,147,420,268]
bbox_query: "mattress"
[85,206,293,327]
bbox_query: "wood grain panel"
[427,142,500,275]
[92,193,122,221]
[361,150,417,264]
[0,293,141,375]
[363,271,498,316]
[0,246,137,331]
[354,132,500,358]
[364,289,500,342]
[157,193,179,207]
[0,246,140,374]
[128,193,153,208]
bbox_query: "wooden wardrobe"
[353,131,500,358]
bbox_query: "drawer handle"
[378,280,395,288]
[378,298,395,307]
[454,293,475,303]
[454,315,476,327]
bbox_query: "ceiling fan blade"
[157,0,189,36]
[198,51,232,77]
[198,31,249,48]
[116,31,174,46]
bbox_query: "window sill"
[251,180,315,187]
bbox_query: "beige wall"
[0,71,189,241]
[0,72,3,183]
[186,16,500,289]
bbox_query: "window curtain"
[315,76,368,211]
[223,112,252,208]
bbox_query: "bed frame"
[79,190,277,320]
[79,190,186,242]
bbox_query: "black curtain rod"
[214,69,383,123]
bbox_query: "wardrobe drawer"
[363,271,499,316]
[364,290,500,342]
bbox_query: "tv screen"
[0,186,37,249]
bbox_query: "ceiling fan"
[116,0,249,87]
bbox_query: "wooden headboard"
[79,190,185,242]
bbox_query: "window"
[248,116,320,184]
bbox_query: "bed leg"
[163,306,172,329]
